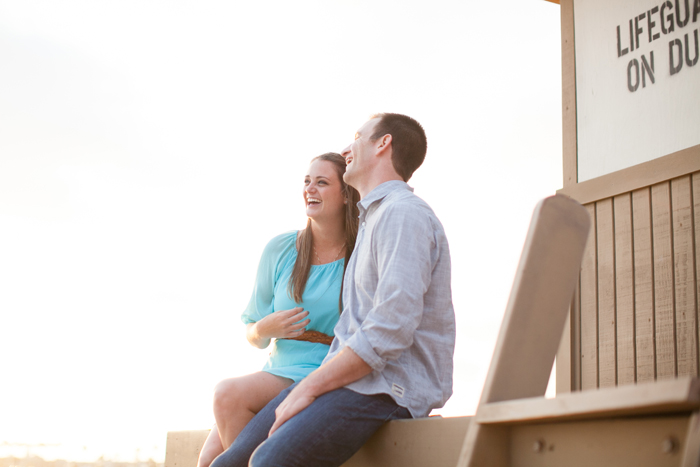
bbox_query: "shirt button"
[362,222,366,226]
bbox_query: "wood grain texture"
[581,203,599,390]
[561,0,577,187]
[343,417,471,467]
[681,411,700,467]
[633,188,656,383]
[614,194,636,385]
[163,419,474,467]
[556,313,573,393]
[597,199,617,387]
[671,176,698,378]
[572,286,582,391]
[557,291,582,395]
[477,196,591,404]
[652,182,677,379]
[461,195,591,467]
[164,431,210,467]
[510,416,689,467]
[558,145,700,204]
[477,376,700,425]
[694,174,700,382]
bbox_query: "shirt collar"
[358,180,413,212]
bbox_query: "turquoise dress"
[241,231,344,382]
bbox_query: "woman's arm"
[246,307,310,349]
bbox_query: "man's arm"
[269,347,372,435]
[269,201,437,434]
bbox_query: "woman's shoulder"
[260,230,298,259]
[267,230,298,247]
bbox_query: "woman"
[196,153,359,467]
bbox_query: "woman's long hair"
[288,153,360,312]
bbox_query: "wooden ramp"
[164,195,700,466]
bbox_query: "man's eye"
[304,179,310,184]
[354,133,360,140]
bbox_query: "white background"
[0,1,562,462]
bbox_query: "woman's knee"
[213,378,246,415]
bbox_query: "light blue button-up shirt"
[323,180,455,418]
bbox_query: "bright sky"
[0,0,562,463]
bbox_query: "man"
[212,113,455,467]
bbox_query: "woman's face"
[304,159,346,223]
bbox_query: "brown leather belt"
[285,330,334,346]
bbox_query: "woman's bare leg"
[196,372,292,467]
[196,424,224,467]
[214,372,293,449]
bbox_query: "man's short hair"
[369,113,427,182]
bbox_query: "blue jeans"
[210,383,412,467]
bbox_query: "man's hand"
[269,382,316,436]
[266,347,373,436]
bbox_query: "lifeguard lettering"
[615,0,699,92]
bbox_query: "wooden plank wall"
[575,171,700,389]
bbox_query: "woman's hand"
[257,307,311,339]
[246,307,310,349]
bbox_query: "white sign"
[575,0,700,182]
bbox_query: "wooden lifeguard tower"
[553,0,700,397]
[164,0,700,465]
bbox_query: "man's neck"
[357,173,404,200]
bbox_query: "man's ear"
[376,134,392,153]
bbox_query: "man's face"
[341,118,380,188]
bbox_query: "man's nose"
[341,145,351,161]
